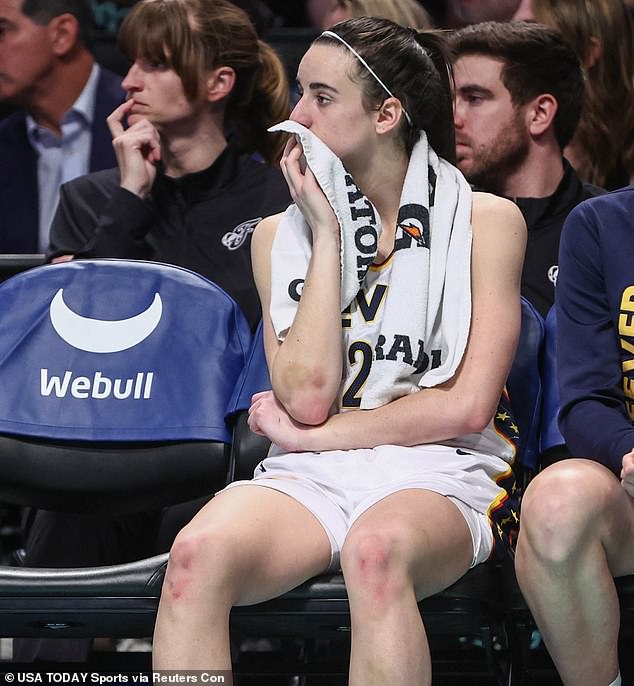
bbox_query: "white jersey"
[339,258,517,464]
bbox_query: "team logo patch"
[222,217,262,251]
[396,203,430,248]
[548,265,559,286]
[49,289,162,353]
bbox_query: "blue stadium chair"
[508,299,546,479]
[225,297,545,684]
[538,306,568,467]
[0,259,252,642]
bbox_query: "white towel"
[269,121,472,408]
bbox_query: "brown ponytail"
[229,40,290,165]
[411,30,456,164]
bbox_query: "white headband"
[320,30,413,126]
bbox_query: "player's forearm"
[295,385,497,452]
[271,230,344,424]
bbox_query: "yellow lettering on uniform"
[621,338,634,355]
[626,399,634,422]
[619,288,634,379]
[620,286,634,312]
[619,313,634,337]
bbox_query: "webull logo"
[42,289,162,400]
[41,370,154,400]
[49,288,162,353]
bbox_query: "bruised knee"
[341,525,413,607]
[163,524,241,606]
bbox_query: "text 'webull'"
[40,370,154,399]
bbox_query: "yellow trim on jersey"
[369,252,395,271]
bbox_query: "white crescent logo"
[49,289,163,353]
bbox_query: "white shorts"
[223,443,512,572]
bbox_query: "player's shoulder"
[251,211,286,256]
[470,192,526,266]
[472,191,523,225]
[254,212,285,238]
[472,191,526,238]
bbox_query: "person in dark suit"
[0,0,124,254]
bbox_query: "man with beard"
[451,21,604,316]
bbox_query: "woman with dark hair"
[154,17,526,681]
[48,0,291,328]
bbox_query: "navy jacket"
[0,67,123,253]
[557,186,634,474]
